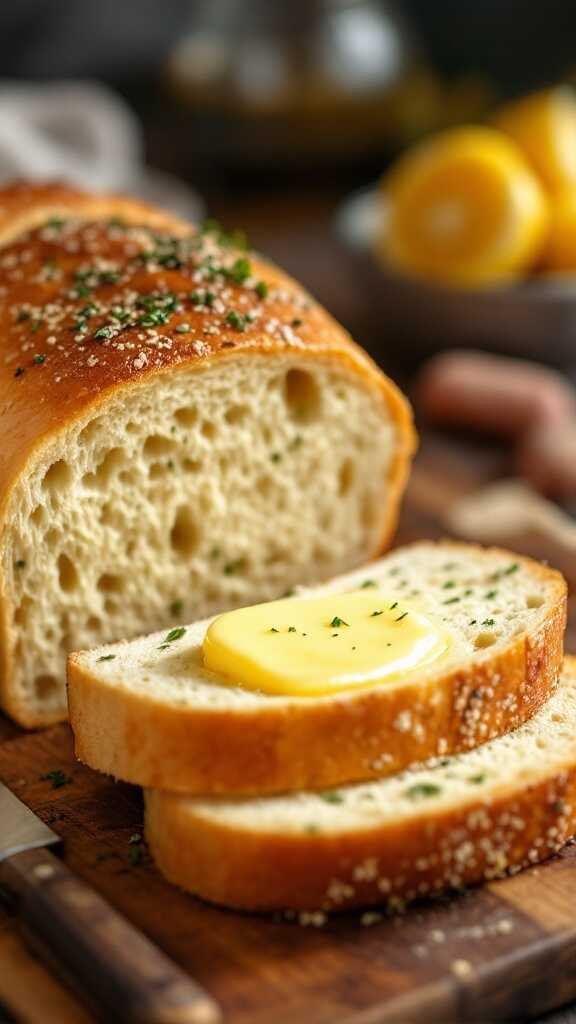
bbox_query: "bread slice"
[0,183,414,727]
[68,542,566,794]
[145,655,576,912]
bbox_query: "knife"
[0,783,221,1024]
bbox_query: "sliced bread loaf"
[0,183,414,727]
[145,656,576,912]
[68,542,566,795]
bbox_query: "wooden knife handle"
[0,847,221,1024]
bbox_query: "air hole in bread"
[31,506,45,527]
[201,421,217,440]
[144,435,175,458]
[284,369,321,422]
[98,573,123,594]
[256,475,273,498]
[78,416,104,446]
[14,599,30,627]
[526,595,544,609]
[34,674,58,700]
[45,528,59,549]
[361,492,376,529]
[86,615,101,632]
[170,506,198,557]
[149,463,168,480]
[225,405,248,426]
[174,406,197,428]
[551,712,566,723]
[104,598,117,615]
[265,548,289,567]
[100,503,116,526]
[42,459,72,493]
[84,448,125,489]
[474,631,496,649]
[338,458,355,496]
[183,458,200,474]
[58,553,79,592]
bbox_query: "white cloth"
[0,79,203,221]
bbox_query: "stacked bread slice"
[68,540,574,912]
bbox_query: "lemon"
[493,87,576,194]
[540,190,576,270]
[381,126,548,287]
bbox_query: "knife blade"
[0,782,220,1024]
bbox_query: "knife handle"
[0,846,220,1024]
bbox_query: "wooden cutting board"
[2,436,576,1024]
[2,724,576,1024]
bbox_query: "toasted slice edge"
[145,656,576,912]
[68,542,566,795]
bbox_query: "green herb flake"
[330,616,349,628]
[255,280,268,299]
[93,325,115,341]
[270,452,282,463]
[405,782,441,799]
[225,310,248,332]
[389,601,398,609]
[269,627,279,633]
[442,580,456,589]
[33,354,46,365]
[469,619,477,625]
[442,596,461,605]
[227,256,252,285]
[481,618,495,627]
[370,610,384,617]
[223,558,244,576]
[41,769,72,790]
[504,562,519,575]
[360,579,377,589]
[163,626,186,644]
[485,590,498,599]
[468,774,486,785]
[320,791,344,804]
[97,654,116,663]
[46,217,66,230]
[287,626,297,633]
[395,611,409,622]
[291,318,303,328]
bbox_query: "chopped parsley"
[481,618,495,627]
[41,769,71,789]
[442,596,460,605]
[33,354,46,365]
[442,580,456,589]
[226,256,252,285]
[255,280,268,299]
[360,580,377,589]
[288,626,297,633]
[320,791,344,804]
[468,774,486,784]
[330,616,349,628]
[158,626,186,650]
[395,611,409,622]
[269,627,279,633]
[225,310,249,332]
[223,558,244,576]
[405,782,441,799]
[389,601,398,609]
[504,562,519,575]
[291,318,302,328]
[485,590,498,599]
[93,325,115,341]
[97,654,116,663]
[190,289,215,307]
[370,610,384,617]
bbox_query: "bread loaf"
[0,182,414,727]
[68,542,566,794]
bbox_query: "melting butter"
[202,591,453,697]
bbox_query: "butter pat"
[203,592,453,697]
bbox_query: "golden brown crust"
[68,543,567,794]
[0,181,415,727]
[144,657,576,912]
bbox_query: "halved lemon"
[540,190,576,270]
[493,87,576,194]
[381,126,548,287]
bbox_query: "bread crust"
[144,657,576,912]
[0,182,415,727]
[68,543,567,794]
